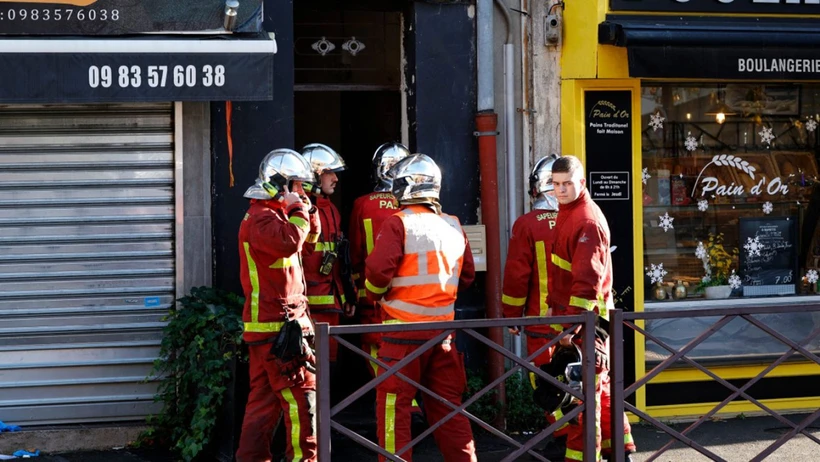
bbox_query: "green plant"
[695,232,739,292]
[138,287,245,461]
[465,370,544,434]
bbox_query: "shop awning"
[0,36,277,103]
[599,16,820,80]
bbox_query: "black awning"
[600,16,820,80]
[599,15,820,48]
[0,36,276,104]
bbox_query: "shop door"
[294,4,403,402]
[0,103,175,425]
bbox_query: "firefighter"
[501,154,569,458]
[365,154,477,462]
[236,149,321,462]
[548,155,636,462]
[349,142,410,375]
[300,143,355,369]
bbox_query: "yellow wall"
[559,0,820,418]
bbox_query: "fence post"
[316,322,332,461]
[582,310,597,462]
[609,309,625,462]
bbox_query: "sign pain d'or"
[1,0,99,4]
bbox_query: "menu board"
[739,216,798,296]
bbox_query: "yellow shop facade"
[558,0,820,419]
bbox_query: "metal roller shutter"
[0,103,176,425]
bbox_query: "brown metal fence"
[607,304,820,462]
[315,311,600,461]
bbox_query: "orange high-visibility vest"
[380,208,466,322]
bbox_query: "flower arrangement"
[695,233,739,293]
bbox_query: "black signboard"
[583,90,634,310]
[611,0,820,14]
[0,40,274,103]
[0,0,263,35]
[629,46,820,81]
[739,216,798,296]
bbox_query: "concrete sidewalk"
[8,413,820,461]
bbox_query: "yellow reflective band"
[535,241,549,316]
[625,433,634,444]
[385,393,397,454]
[288,215,309,231]
[308,295,335,305]
[551,324,565,332]
[366,279,389,295]
[270,255,298,269]
[306,232,319,244]
[243,321,285,333]
[364,218,375,255]
[243,242,260,323]
[602,439,611,449]
[565,448,584,461]
[341,294,347,304]
[358,288,366,299]
[352,272,361,281]
[411,399,419,408]
[551,253,572,272]
[502,294,526,307]
[569,295,598,311]
[551,409,569,431]
[598,293,610,321]
[281,388,303,461]
[315,242,337,252]
[383,319,404,324]
[370,344,379,376]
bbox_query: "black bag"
[270,318,306,362]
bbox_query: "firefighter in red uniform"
[299,143,355,369]
[349,142,410,375]
[236,149,322,462]
[548,155,636,462]
[365,154,477,462]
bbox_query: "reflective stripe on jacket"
[301,196,345,313]
[349,192,400,306]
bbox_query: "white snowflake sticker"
[642,167,651,185]
[807,119,817,133]
[649,112,665,132]
[685,135,698,152]
[695,241,708,261]
[763,201,773,215]
[759,126,775,145]
[702,275,712,284]
[728,272,742,290]
[744,236,764,257]
[698,200,709,212]
[658,212,675,232]
[807,269,819,285]
[646,263,668,284]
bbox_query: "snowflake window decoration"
[685,135,698,152]
[642,167,651,185]
[646,263,668,284]
[763,201,773,215]
[702,275,712,284]
[744,236,764,257]
[697,200,709,212]
[728,272,742,290]
[807,269,819,285]
[695,241,708,261]
[759,126,775,145]
[658,212,674,232]
[807,119,817,133]
[649,112,665,132]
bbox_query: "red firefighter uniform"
[302,195,346,362]
[502,208,561,366]
[548,188,635,461]
[236,198,321,462]
[365,205,477,462]
[349,191,399,373]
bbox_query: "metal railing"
[315,311,600,461]
[608,303,820,462]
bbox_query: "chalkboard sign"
[739,216,798,296]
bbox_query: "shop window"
[641,83,820,364]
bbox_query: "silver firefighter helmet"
[243,148,316,200]
[388,153,442,203]
[300,143,346,181]
[372,142,411,192]
[529,153,560,210]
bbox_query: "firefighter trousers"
[600,373,636,457]
[563,374,602,462]
[375,340,477,462]
[236,344,317,462]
